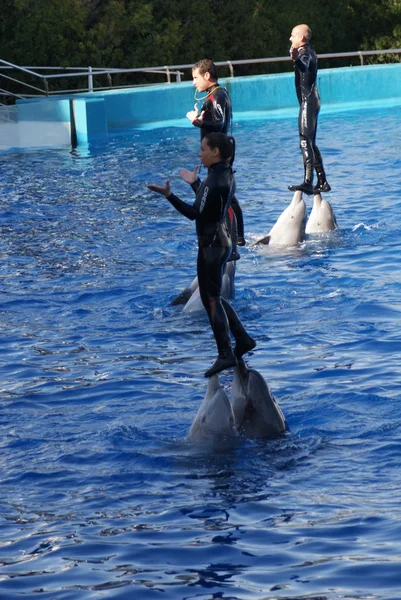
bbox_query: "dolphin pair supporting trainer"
[188,362,287,442]
[253,190,338,247]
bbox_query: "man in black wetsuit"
[288,24,331,196]
[186,59,246,245]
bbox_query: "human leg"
[313,144,331,192]
[312,89,331,192]
[221,298,256,358]
[197,247,237,377]
[289,98,316,196]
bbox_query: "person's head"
[290,24,311,48]
[199,133,235,168]
[192,59,218,92]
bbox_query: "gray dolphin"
[253,191,306,247]
[231,363,288,438]
[305,192,338,234]
[187,374,237,442]
[171,275,199,306]
[172,207,239,311]
[181,260,236,315]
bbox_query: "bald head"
[290,24,312,49]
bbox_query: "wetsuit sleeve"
[294,45,311,73]
[166,193,199,221]
[191,178,201,193]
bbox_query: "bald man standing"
[288,24,331,195]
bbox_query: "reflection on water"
[0,108,401,599]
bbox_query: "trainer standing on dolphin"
[148,132,256,378]
[186,59,246,246]
[288,24,331,196]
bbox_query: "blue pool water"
[1,106,401,600]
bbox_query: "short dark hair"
[193,59,218,80]
[204,132,235,165]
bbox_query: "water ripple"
[1,109,401,599]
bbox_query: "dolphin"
[188,374,237,442]
[182,260,236,315]
[305,192,338,234]
[231,362,287,438]
[171,276,199,306]
[172,206,239,311]
[253,191,307,246]
[188,364,287,443]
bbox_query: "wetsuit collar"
[209,160,228,170]
[206,83,220,94]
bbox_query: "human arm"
[147,179,171,197]
[293,45,311,72]
[147,179,199,221]
[179,166,201,193]
[186,103,199,123]
[290,45,299,60]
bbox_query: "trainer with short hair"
[186,59,246,245]
[288,24,331,195]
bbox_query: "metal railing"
[1,48,401,102]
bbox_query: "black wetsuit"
[192,84,232,139]
[166,162,249,357]
[293,44,328,191]
[192,83,245,240]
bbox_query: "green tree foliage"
[1,0,401,90]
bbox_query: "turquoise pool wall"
[12,62,401,148]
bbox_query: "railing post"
[358,52,364,65]
[107,72,112,88]
[175,70,181,82]
[227,61,234,77]
[164,66,171,84]
[44,77,49,96]
[88,66,94,92]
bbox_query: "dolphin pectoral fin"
[240,368,288,438]
[171,288,193,305]
[171,276,199,306]
[252,235,271,246]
